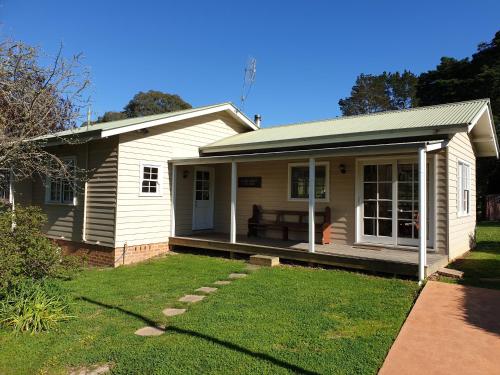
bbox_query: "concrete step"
[250,254,280,267]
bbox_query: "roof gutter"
[172,140,447,165]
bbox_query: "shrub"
[0,204,82,293]
[0,280,72,333]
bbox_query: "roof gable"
[38,102,258,143]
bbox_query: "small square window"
[140,163,162,196]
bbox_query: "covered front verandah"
[169,140,448,281]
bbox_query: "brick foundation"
[55,239,170,267]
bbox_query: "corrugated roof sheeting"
[203,99,489,152]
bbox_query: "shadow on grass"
[79,296,320,375]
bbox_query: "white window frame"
[287,161,330,202]
[45,156,77,206]
[139,162,163,197]
[457,160,471,217]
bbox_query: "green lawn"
[0,253,419,375]
[444,222,500,290]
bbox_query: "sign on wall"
[238,177,262,188]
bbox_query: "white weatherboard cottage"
[5,99,498,281]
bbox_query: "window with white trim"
[140,163,162,195]
[288,162,329,201]
[45,157,76,205]
[457,161,471,216]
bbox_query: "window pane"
[398,220,413,238]
[379,183,392,199]
[364,165,377,182]
[398,164,413,182]
[141,181,149,193]
[196,191,202,200]
[291,166,308,199]
[378,219,392,237]
[378,164,392,182]
[364,201,376,218]
[398,202,413,219]
[398,182,413,200]
[364,219,376,235]
[364,183,376,199]
[379,201,392,218]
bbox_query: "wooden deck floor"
[168,233,448,277]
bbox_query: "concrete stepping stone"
[228,273,247,279]
[214,280,232,285]
[162,308,186,317]
[196,286,218,294]
[437,268,464,279]
[69,363,111,375]
[134,326,165,336]
[178,294,205,303]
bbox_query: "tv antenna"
[240,57,257,110]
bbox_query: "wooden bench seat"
[248,205,332,244]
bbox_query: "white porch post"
[308,158,316,253]
[230,161,237,244]
[418,148,427,283]
[170,164,176,237]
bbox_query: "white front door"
[192,167,215,230]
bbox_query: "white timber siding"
[84,137,119,246]
[115,113,246,247]
[447,131,477,260]
[434,150,448,254]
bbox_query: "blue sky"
[2,0,499,127]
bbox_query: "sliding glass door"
[359,159,432,247]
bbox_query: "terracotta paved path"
[379,281,500,375]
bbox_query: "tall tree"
[124,90,192,117]
[0,40,89,183]
[417,30,500,204]
[96,111,127,123]
[339,71,418,116]
[94,90,192,123]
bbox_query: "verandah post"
[170,164,176,237]
[230,161,237,243]
[418,147,427,283]
[308,158,315,253]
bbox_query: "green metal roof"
[37,102,255,141]
[202,99,492,154]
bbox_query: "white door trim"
[192,166,215,230]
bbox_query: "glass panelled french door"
[359,159,433,247]
[362,164,395,244]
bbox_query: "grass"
[0,253,419,374]
[443,222,500,290]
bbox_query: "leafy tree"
[94,90,192,123]
[339,71,418,116]
[417,31,500,204]
[96,111,127,123]
[124,90,192,117]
